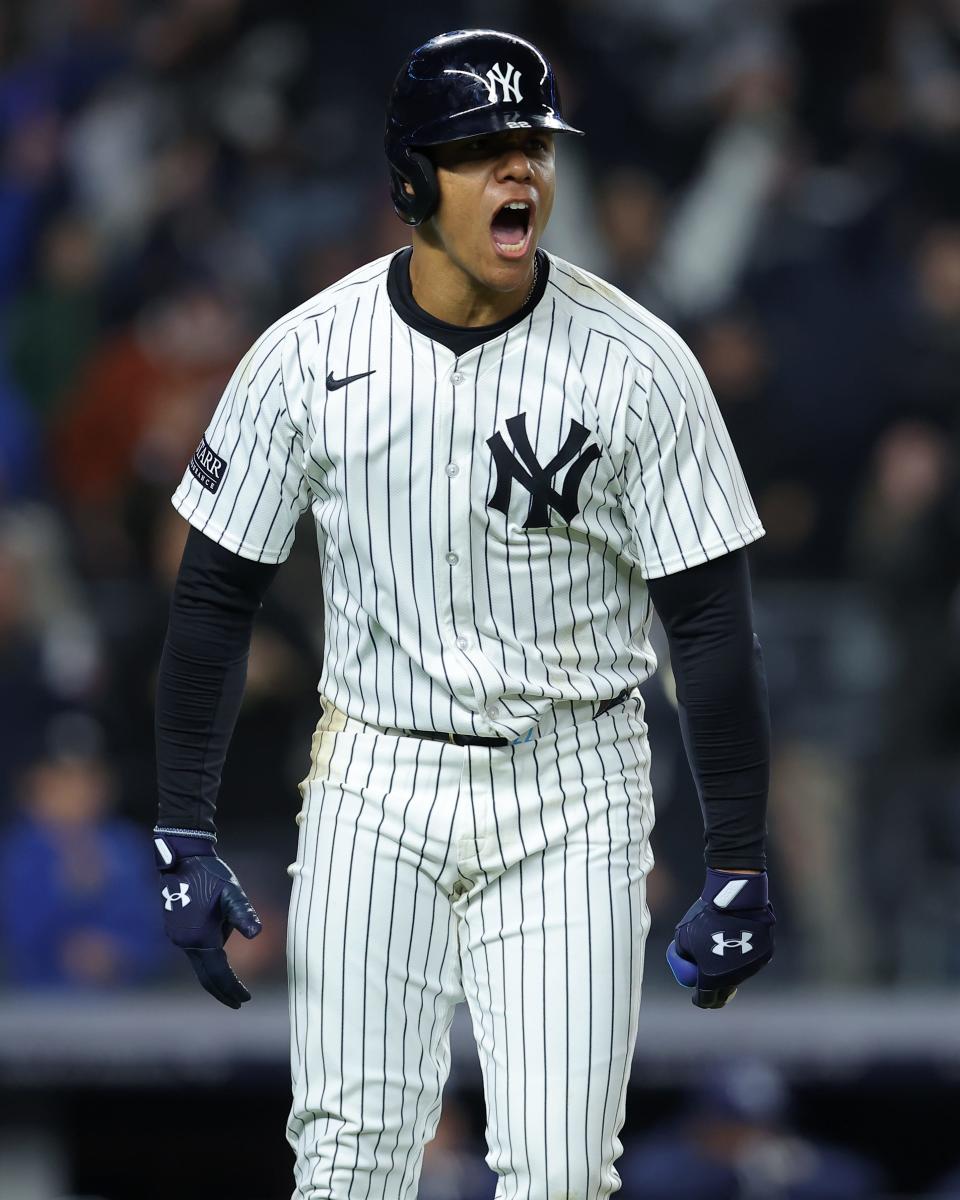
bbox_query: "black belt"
[399,691,630,748]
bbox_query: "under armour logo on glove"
[711,931,753,956]
[154,831,262,1009]
[667,869,775,1009]
[162,882,191,910]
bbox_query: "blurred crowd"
[404,1058,960,1199]
[0,0,959,1006]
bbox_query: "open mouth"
[490,200,534,259]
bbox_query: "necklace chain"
[522,255,539,309]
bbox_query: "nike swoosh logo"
[326,369,375,391]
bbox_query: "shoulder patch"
[188,437,227,493]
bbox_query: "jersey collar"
[386,247,549,355]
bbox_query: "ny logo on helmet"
[484,62,523,104]
[162,882,191,911]
[487,413,601,528]
[711,931,752,956]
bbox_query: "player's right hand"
[153,830,262,1009]
[666,868,775,1010]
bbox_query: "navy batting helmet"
[385,29,583,226]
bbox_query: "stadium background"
[0,0,959,1196]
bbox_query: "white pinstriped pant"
[286,694,654,1200]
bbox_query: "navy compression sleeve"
[646,548,770,871]
[155,527,279,835]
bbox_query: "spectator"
[6,212,102,424]
[849,421,960,978]
[51,282,249,515]
[619,1060,887,1199]
[0,728,167,989]
[894,222,960,433]
[0,506,100,801]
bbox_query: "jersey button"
[451,372,464,385]
[456,635,470,650]
[485,704,501,719]
[445,552,459,565]
[445,463,459,477]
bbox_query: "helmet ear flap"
[389,149,438,227]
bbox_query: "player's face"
[428,129,556,293]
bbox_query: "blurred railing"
[2,988,959,1087]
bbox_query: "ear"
[402,180,414,196]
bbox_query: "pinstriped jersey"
[172,250,764,739]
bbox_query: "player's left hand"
[154,831,262,1009]
[666,868,775,1009]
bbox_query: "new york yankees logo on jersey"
[487,412,601,528]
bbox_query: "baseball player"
[153,29,775,1200]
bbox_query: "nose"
[496,147,534,183]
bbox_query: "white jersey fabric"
[172,250,763,739]
[286,689,653,1199]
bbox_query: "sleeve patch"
[188,438,228,493]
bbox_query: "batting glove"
[154,829,262,1009]
[666,868,775,1009]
